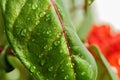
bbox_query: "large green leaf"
[89,45,119,80]
[1,0,97,80]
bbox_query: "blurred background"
[94,0,120,30]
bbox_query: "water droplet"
[32,39,35,42]
[40,12,46,17]
[20,29,26,37]
[36,72,40,77]
[30,66,36,72]
[46,14,50,17]
[54,74,56,78]
[89,65,92,68]
[57,34,60,38]
[61,69,64,72]
[54,40,61,46]
[27,18,30,21]
[35,20,40,25]
[46,18,50,21]
[66,63,70,66]
[81,72,85,76]
[40,59,45,66]
[32,2,38,10]
[48,66,53,72]
[44,45,48,49]
[43,31,46,34]
[48,47,52,51]
[60,50,63,53]
[43,12,46,15]
[39,54,43,58]
[46,31,50,34]
[64,75,68,79]
[46,14,50,21]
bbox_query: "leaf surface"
[1,0,97,80]
[89,45,119,80]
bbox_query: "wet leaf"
[1,0,97,80]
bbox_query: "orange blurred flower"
[87,24,120,77]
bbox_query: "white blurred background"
[94,0,120,30]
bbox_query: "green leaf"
[89,45,119,80]
[1,0,97,80]
[0,8,7,46]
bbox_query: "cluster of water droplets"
[43,30,52,37]
[45,14,50,21]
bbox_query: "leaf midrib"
[50,0,76,79]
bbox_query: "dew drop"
[20,29,26,37]
[39,54,43,58]
[27,18,30,21]
[30,66,36,72]
[48,66,53,72]
[81,72,85,76]
[46,14,50,21]
[44,45,48,49]
[32,39,35,42]
[43,12,46,15]
[46,31,50,34]
[66,63,70,66]
[36,72,40,77]
[54,74,56,78]
[46,18,50,21]
[43,31,46,34]
[41,60,45,66]
[61,69,64,72]
[46,14,50,17]
[89,65,92,68]
[32,2,38,10]
[48,47,52,51]
[57,34,60,38]
[54,40,61,46]
[64,75,68,80]
[60,50,63,53]
[40,12,46,17]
